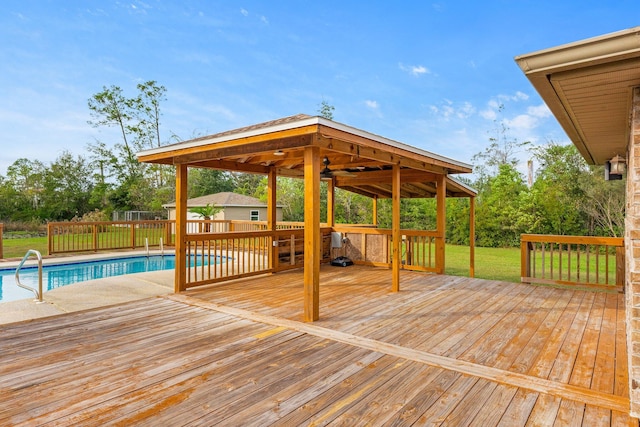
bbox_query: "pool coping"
[0,251,176,326]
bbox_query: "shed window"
[250,210,259,221]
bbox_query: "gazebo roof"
[137,114,475,199]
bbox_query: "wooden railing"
[48,221,174,254]
[49,220,312,254]
[0,223,3,259]
[521,234,625,290]
[185,230,273,287]
[332,226,439,273]
[183,228,332,288]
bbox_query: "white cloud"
[240,8,249,16]
[527,103,551,118]
[260,15,268,24]
[497,91,529,102]
[430,99,475,121]
[479,109,496,120]
[399,63,430,76]
[506,114,538,131]
[365,100,379,109]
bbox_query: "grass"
[446,244,521,283]
[1,236,48,259]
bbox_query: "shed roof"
[515,26,640,165]
[138,114,476,199]
[163,192,277,209]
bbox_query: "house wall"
[627,87,640,417]
[166,207,283,222]
[218,206,283,222]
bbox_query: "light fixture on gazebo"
[610,154,626,175]
[273,150,285,156]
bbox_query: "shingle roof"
[163,192,269,208]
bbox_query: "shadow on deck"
[0,264,633,425]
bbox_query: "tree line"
[0,83,625,247]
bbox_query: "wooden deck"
[0,265,635,425]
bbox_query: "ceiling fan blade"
[332,170,355,177]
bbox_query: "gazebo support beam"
[470,196,475,278]
[267,168,278,270]
[175,164,188,292]
[303,146,321,321]
[392,164,401,292]
[436,174,446,274]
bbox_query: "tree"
[87,81,173,214]
[529,143,587,235]
[188,169,235,198]
[87,85,141,181]
[38,151,95,220]
[3,158,46,221]
[189,203,221,232]
[475,164,529,247]
[318,100,335,120]
[580,169,625,237]
[471,104,530,191]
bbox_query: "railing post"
[0,222,3,259]
[130,221,136,249]
[93,224,98,252]
[616,246,626,292]
[520,237,531,283]
[47,223,53,255]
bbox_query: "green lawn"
[446,244,521,283]
[2,236,48,259]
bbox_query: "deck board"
[0,265,635,425]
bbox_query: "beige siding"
[166,207,282,222]
[627,87,640,417]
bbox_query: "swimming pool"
[0,255,216,303]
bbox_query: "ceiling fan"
[320,156,355,179]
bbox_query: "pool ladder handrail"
[15,249,44,303]
[144,238,164,257]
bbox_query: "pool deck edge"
[0,269,174,325]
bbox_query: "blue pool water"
[0,255,217,303]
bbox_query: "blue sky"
[1,1,638,177]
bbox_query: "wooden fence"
[48,221,174,254]
[48,220,308,255]
[520,234,625,290]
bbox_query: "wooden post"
[130,221,136,249]
[469,196,475,278]
[303,146,320,321]
[0,223,3,259]
[175,164,188,292]
[48,223,53,256]
[372,196,378,226]
[392,164,401,292]
[616,246,625,291]
[435,174,446,274]
[93,224,98,253]
[327,177,335,227]
[267,168,278,270]
[520,238,530,283]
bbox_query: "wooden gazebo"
[137,114,475,321]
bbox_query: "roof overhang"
[515,26,640,165]
[138,114,476,199]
